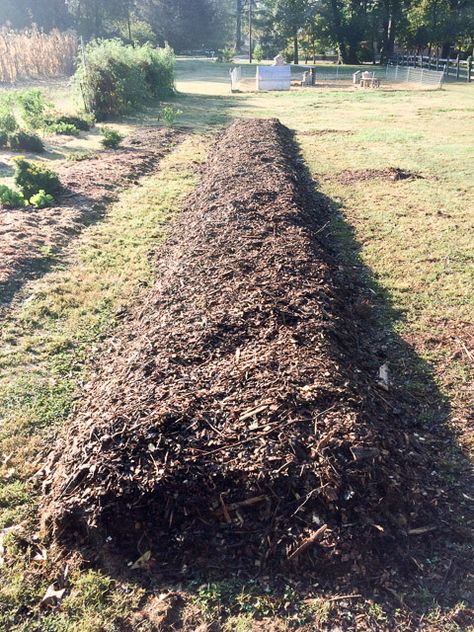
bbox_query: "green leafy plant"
[47,121,81,136]
[30,189,55,208]
[8,130,44,153]
[100,127,123,149]
[160,105,182,127]
[223,47,235,63]
[0,130,8,147]
[16,89,51,130]
[253,43,264,62]
[0,184,26,209]
[76,39,175,120]
[0,108,18,134]
[66,151,92,162]
[14,157,60,199]
[47,112,95,132]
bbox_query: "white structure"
[256,65,291,91]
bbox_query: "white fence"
[230,66,242,91]
[385,65,445,88]
[391,54,473,82]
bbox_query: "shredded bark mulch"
[0,128,182,306]
[42,119,468,586]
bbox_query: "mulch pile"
[0,128,181,305]
[42,119,446,582]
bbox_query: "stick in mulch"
[287,524,328,562]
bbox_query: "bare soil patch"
[331,167,423,184]
[0,128,182,305]
[42,119,470,595]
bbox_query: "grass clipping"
[42,119,439,580]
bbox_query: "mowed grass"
[0,59,473,630]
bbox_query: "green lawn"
[0,60,473,631]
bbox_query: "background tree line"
[0,0,473,63]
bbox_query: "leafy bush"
[0,97,18,134]
[30,189,55,208]
[53,113,95,131]
[0,130,8,148]
[0,184,26,209]
[8,130,44,152]
[253,44,264,62]
[224,48,235,62]
[100,127,123,149]
[160,105,182,127]
[47,121,81,136]
[16,89,51,130]
[14,157,60,199]
[76,39,175,120]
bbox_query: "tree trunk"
[235,0,242,52]
[294,32,299,64]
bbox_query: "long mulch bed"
[0,128,182,306]
[42,119,470,590]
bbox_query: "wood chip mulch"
[41,119,466,586]
[0,127,182,306]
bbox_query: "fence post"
[446,55,450,76]
[407,66,410,82]
[456,55,460,79]
[420,66,424,85]
[468,56,472,83]
[395,64,399,80]
[436,56,439,71]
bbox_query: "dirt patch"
[42,119,468,588]
[0,127,182,306]
[298,129,354,137]
[331,167,423,184]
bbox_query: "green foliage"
[8,130,44,153]
[47,121,81,136]
[223,47,235,62]
[0,130,8,148]
[100,127,123,149]
[0,184,26,209]
[76,39,175,120]
[253,43,264,62]
[160,105,183,127]
[0,99,18,134]
[66,151,93,161]
[14,157,60,199]
[53,113,95,131]
[16,89,51,129]
[30,189,55,208]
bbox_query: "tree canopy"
[0,0,472,62]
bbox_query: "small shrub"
[0,184,26,209]
[100,127,123,149]
[160,105,182,127]
[14,157,60,199]
[16,89,51,130]
[253,44,264,62]
[0,130,8,148]
[66,151,92,162]
[49,113,95,131]
[223,47,235,63]
[8,130,44,153]
[30,189,55,208]
[0,98,18,134]
[47,121,81,136]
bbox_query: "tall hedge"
[76,40,176,120]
